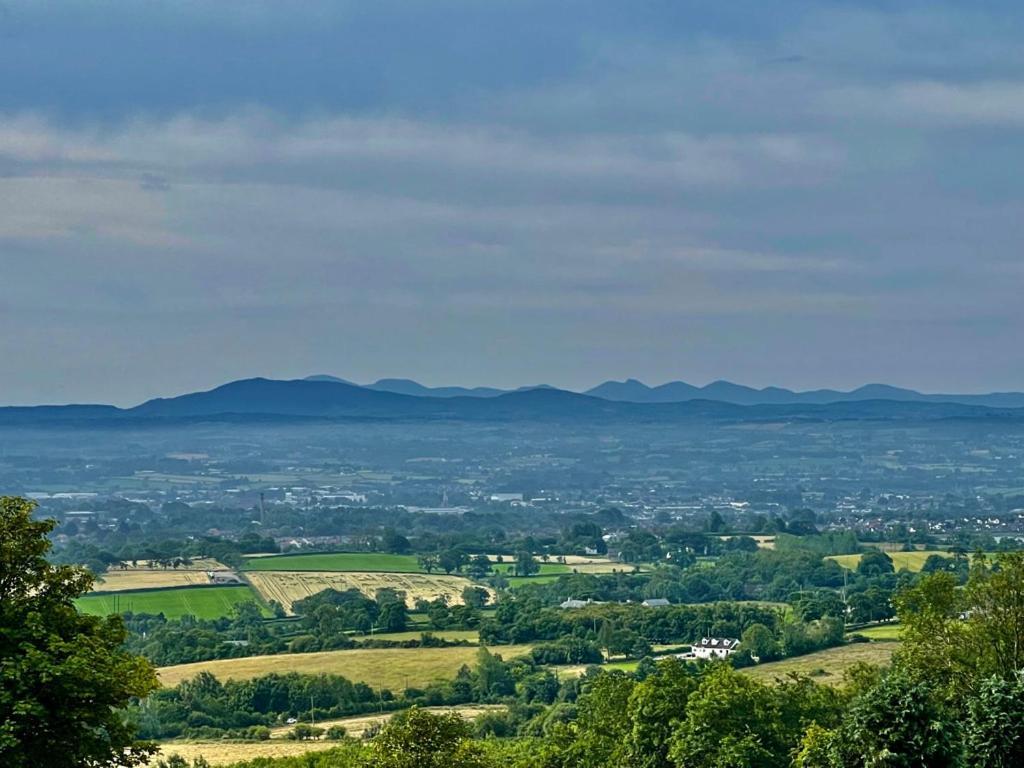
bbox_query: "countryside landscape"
[5,1,1024,766]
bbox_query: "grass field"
[849,624,902,640]
[76,585,265,619]
[92,560,230,592]
[247,571,486,612]
[243,553,423,572]
[743,642,899,686]
[827,551,951,572]
[157,644,534,689]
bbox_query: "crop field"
[827,551,951,572]
[155,706,503,765]
[243,552,423,572]
[92,559,230,592]
[153,740,345,766]
[76,585,265,619]
[743,642,899,686]
[157,644,534,689]
[247,571,487,612]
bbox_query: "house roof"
[698,637,740,649]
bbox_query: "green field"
[506,574,566,588]
[850,624,902,640]
[828,551,951,572]
[76,585,266,619]
[243,552,424,572]
[491,562,571,576]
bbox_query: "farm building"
[207,570,243,585]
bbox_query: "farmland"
[76,585,266,619]
[743,642,899,686]
[827,551,951,572]
[243,553,423,572]
[850,623,902,640]
[155,706,503,765]
[157,644,534,689]
[247,570,486,612]
[91,559,229,592]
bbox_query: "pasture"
[850,624,902,640]
[247,570,487,612]
[157,644,534,690]
[76,585,265,619]
[743,642,899,686]
[243,553,423,572]
[827,551,951,572]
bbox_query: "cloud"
[823,80,1024,126]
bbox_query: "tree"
[856,550,894,576]
[416,553,440,573]
[0,496,158,768]
[461,586,489,609]
[741,623,780,662]
[623,659,699,768]
[371,707,489,768]
[827,671,958,767]
[438,549,468,575]
[959,673,1024,767]
[514,550,539,577]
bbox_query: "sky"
[2,1,1024,405]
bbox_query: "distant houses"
[641,598,671,608]
[559,598,599,609]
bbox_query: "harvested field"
[247,570,487,612]
[268,705,504,739]
[743,642,899,686]
[92,559,230,592]
[154,706,503,766]
[157,644,534,690]
[152,740,347,766]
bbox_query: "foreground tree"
[0,496,158,767]
[371,707,489,768]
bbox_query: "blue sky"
[2,1,1024,404]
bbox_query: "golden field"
[153,706,503,766]
[743,642,899,686]
[247,570,488,613]
[157,644,534,690]
[92,559,230,592]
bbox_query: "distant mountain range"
[307,374,1024,409]
[583,379,1024,408]
[2,375,1023,426]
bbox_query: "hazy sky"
[3,1,1024,405]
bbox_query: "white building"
[691,637,740,659]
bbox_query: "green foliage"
[371,708,489,768]
[623,659,699,768]
[828,671,958,767]
[0,496,159,768]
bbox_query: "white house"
[641,598,671,608]
[691,637,740,659]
